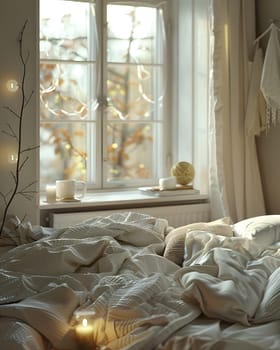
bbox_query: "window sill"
[40,189,209,226]
[40,189,208,210]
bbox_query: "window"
[39,0,171,190]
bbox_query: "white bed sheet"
[0,212,279,350]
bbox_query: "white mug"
[56,179,86,200]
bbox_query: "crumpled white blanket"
[1,213,280,350]
[0,213,200,350]
[176,230,280,326]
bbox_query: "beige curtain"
[209,0,266,222]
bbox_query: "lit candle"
[45,184,56,203]
[75,318,94,350]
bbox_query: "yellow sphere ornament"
[171,161,195,185]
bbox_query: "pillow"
[164,217,233,265]
[233,215,280,246]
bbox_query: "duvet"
[0,212,279,350]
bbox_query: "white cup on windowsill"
[56,179,87,201]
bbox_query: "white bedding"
[0,212,280,350]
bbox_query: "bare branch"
[7,123,17,137]
[2,130,18,140]
[19,156,29,172]
[2,106,20,119]
[20,180,38,192]
[18,20,28,45]
[24,90,34,107]
[21,145,40,154]
[19,192,35,201]
[10,171,17,184]
[18,186,37,200]
[2,123,19,141]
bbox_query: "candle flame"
[82,318,88,328]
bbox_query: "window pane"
[40,0,96,61]
[40,62,97,121]
[40,122,94,184]
[107,5,163,64]
[105,3,165,185]
[107,63,164,121]
[105,122,161,181]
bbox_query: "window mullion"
[94,0,107,188]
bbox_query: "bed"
[0,212,280,350]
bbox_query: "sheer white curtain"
[209,0,266,222]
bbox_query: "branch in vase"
[0,19,37,235]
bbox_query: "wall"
[256,0,280,214]
[0,0,39,226]
[0,0,278,226]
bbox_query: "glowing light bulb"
[82,318,88,328]
[6,80,19,92]
[8,153,18,164]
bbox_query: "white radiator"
[50,203,210,229]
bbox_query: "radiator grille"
[50,203,210,229]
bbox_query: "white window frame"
[171,0,210,195]
[39,0,173,191]
[39,0,210,195]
